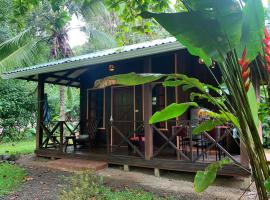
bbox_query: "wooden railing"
[110,120,145,158]
[40,121,80,150]
[150,120,243,165]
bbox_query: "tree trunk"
[59,85,65,121]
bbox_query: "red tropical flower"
[264,27,270,74]
[238,47,250,92]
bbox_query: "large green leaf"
[141,0,243,65]
[206,110,240,128]
[190,92,226,109]
[264,178,270,192]
[237,0,264,61]
[149,102,198,124]
[247,84,259,129]
[164,74,207,93]
[192,119,222,135]
[94,73,164,88]
[194,159,231,193]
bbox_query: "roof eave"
[2,41,184,80]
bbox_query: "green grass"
[0,139,35,155]
[97,187,169,200]
[0,163,26,196]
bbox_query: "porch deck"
[35,146,249,177]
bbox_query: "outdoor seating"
[128,126,145,154]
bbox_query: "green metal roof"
[2,37,184,80]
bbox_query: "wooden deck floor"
[35,146,250,177]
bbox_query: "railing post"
[59,121,64,150]
[36,77,44,149]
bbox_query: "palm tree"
[0,0,117,120]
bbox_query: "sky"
[67,0,269,48]
[68,15,88,48]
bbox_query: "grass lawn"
[0,163,26,196]
[0,139,35,155]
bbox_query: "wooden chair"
[81,118,101,147]
[64,135,77,152]
[64,119,100,152]
[128,126,145,154]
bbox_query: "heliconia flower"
[242,69,250,83]
[264,26,270,75]
[238,47,250,92]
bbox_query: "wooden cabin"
[2,38,250,176]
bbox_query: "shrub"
[58,171,103,200]
[58,171,168,200]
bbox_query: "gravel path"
[98,167,256,200]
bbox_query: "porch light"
[198,58,204,64]
[211,61,216,69]
[108,64,115,72]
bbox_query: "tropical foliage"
[94,0,270,199]
[0,79,36,142]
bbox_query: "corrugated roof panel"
[2,37,183,80]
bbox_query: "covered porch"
[2,38,250,176]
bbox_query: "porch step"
[45,158,108,172]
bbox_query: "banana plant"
[94,72,243,193]
[95,0,270,198]
[139,0,269,199]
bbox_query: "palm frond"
[0,39,39,73]
[89,29,117,50]
[0,28,32,49]
[81,0,109,20]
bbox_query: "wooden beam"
[143,57,153,160]
[36,76,45,149]
[46,73,80,84]
[19,77,80,88]
[49,68,80,83]
[80,79,88,134]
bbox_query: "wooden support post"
[36,77,45,149]
[59,121,64,150]
[143,57,153,160]
[80,81,88,135]
[174,52,189,121]
[105,87,112,155]
[154,168,160,177]
[123,164,130,172]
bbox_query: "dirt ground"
[1,154,257,200]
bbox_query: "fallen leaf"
[25,176,33,181]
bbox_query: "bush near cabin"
[0,79,36,142]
